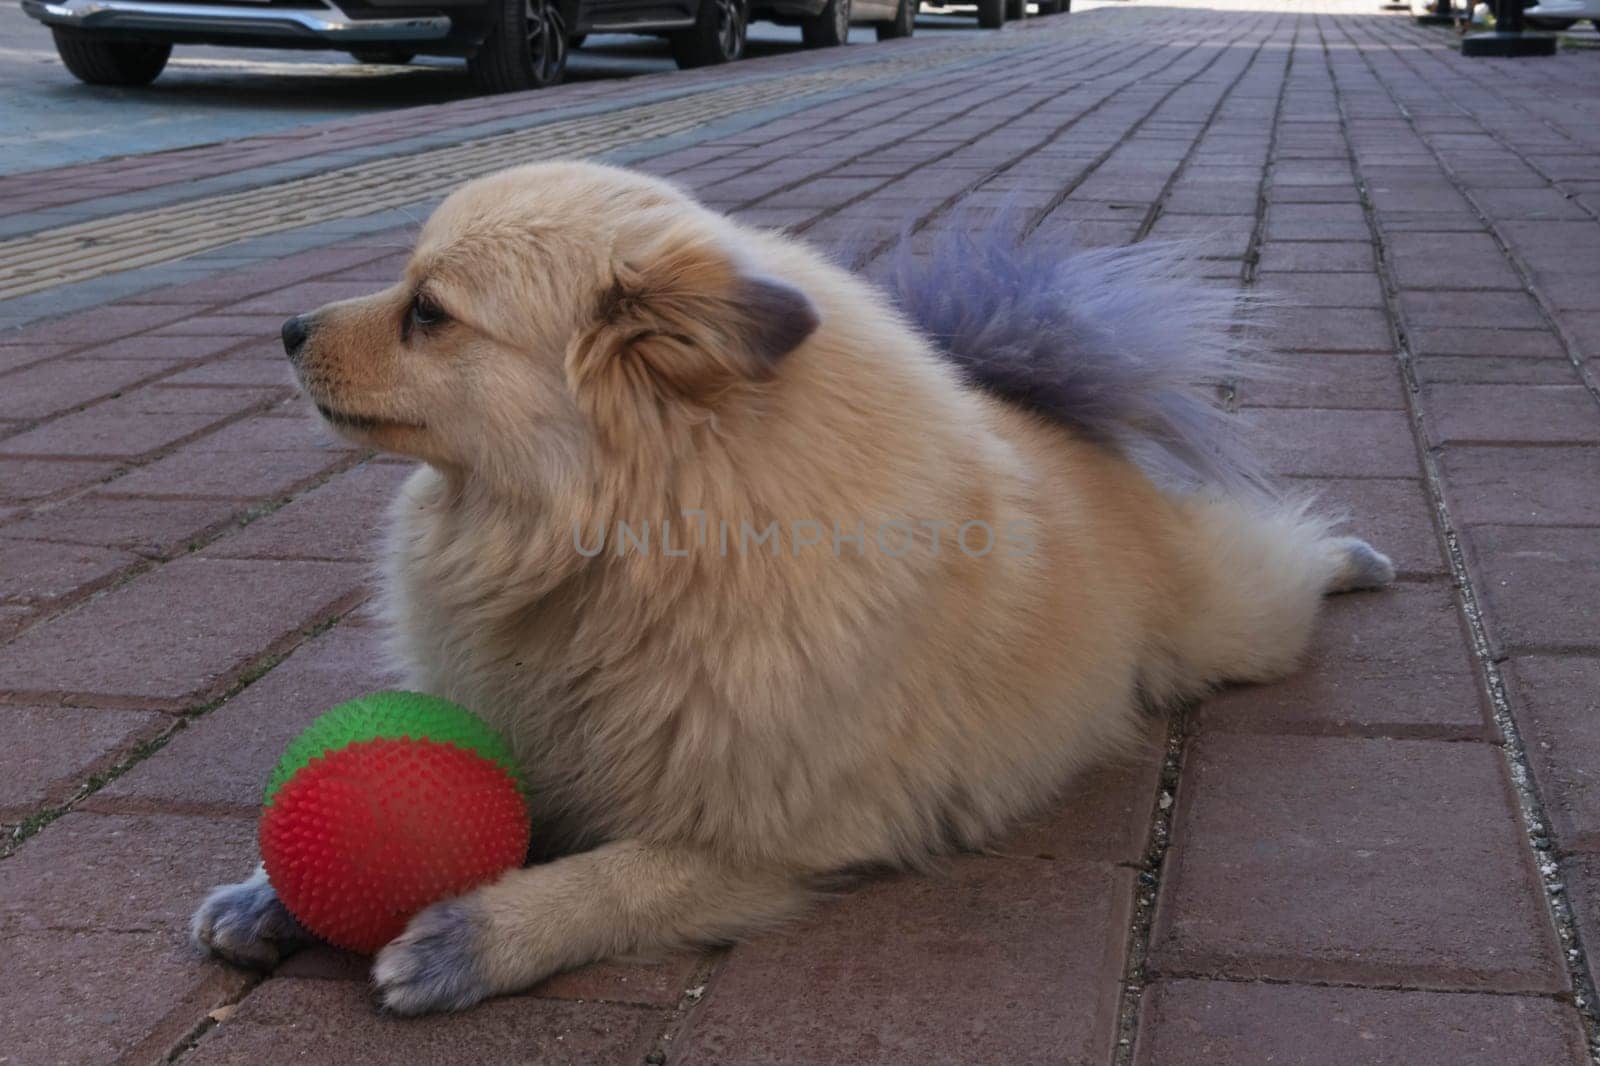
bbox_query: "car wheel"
[977,0,1005,27]
[801,0,852,47]
[51,29,170,86]
[349,48,416,64]
[1036,0,1061,12]
[1005,0,1026,19]
[876,0,916,38]
[468,0,569,93]
[671,0,748,67]
[1523,15,1576,26]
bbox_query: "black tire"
[51,29,169,86]
[801,0,852,47]
[671,0,748,67]
[467,0,569,93]
[876,0,916,38]
[1036,0,1061,12]
[1005,0,1026,19]
[977,0,1005,27]
[1524,15,1576,27]
[349,47,415,64]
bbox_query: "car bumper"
[20,0,453,43]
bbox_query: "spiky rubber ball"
[259,692,530,954]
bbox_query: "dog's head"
[283,161,820,485]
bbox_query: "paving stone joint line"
[1322,14,1600,1059]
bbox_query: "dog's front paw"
[191,864,311,970]
[372,897,494,1015]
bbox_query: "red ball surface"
[259,736,530,954]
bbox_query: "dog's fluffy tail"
[884,221,1263,492]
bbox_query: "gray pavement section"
[1,2,977,176]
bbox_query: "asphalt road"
[0,2,986,176]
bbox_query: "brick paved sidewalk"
[3,2,1599,1062]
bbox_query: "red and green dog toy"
[259,692,531,954]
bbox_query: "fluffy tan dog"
[192,161,1392,1013]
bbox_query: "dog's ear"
[568,219,819,410]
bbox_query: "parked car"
[19,0,903,93]
[922,0,1066,31]
[803,0,918,42]
[1522,0,1600,27]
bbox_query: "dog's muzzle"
[281,314,312,364]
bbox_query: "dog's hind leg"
[372,840,805,1014]
[1152,495,1393,697]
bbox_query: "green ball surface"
[263,691,521,806]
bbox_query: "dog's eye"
[407,292,448,334]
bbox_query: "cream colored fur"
[191,161,1392,1012]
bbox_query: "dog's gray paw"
[191,864,311,970]
[372,897,493,1015]
[1327,537,1396,593]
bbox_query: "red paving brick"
[1414,355,1579,385]
[152,314,285,338]
[1425,384,1600,445]
[0,457,122,503]
[1285,476,1446,577]
[0,602,34,637]
[1465,525,1600,656]
[676,859,1133,1066]
[1247,408,1421,478]
[0,555,367,708]
[1400,290,1548,331]
[1406,325,1567,359]
[0,398,237,460]
[1134,980,1588,1065]
[0,813,262,1065]
[0,705,162,821]
[1239,353,1406,410]
[83,332,248,363]
[1194,583,1489,739]
[91,622,397,813]
[208,461,412,561]
[103,420,355,502]
[0,494,245,557]
[182,978,663,1066]
[0,537,142,605]
[995,743,1163,864]
[1267,307,1395,352]
[0,811,258,934]
[160,357,296,388]
[10,302,211,347]
[0,341,72,373]
[1257,240,1375,273]
[1258,272,1387,309]
[1385,231,1524,291]
[1150,734,1563,992]
[2,930,252,1066]
[0,358,163,422]
[1505,656,1600,854]
[1439,446,1600,527]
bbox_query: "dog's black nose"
[281,314,311,362]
